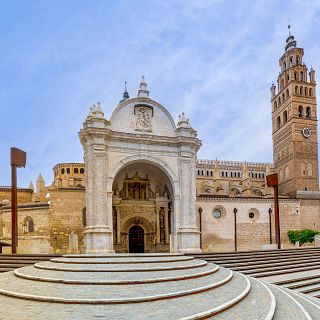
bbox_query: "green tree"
[287,229,319,246]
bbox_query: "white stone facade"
[79,84,202,253]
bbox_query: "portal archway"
[111,160,173,253]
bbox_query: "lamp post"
[268,208,272,244]
[233,208,238,251]
[10,147,27,254]
[198,207,203,250]
[266,173,281,249]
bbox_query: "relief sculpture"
[135,106,152,132]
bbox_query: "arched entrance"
[112,161,174,253]
[129,226,144,253]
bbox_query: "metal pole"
[11,165,17,254]
[274,185,281,249]
[234,208,237,251]
[269,210,272,244]
[199,208,202,250]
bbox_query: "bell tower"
[271,26,318,196]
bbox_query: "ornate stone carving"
[135,106,152,132]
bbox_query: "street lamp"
[268,208,273,244]
[233,208,238,251]
[10,147,27,254]
[198,207,203,250]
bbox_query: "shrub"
[287,229,319,246]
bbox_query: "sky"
[1,0,320,187]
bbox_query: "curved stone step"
[0,267,233,303]
[0,271,250,320]
[284,289,320,320]
[50,255,193,264]
[34,258,207,272]
[263,281,312,320]
[14,263,219,284]
[212,277,275,320]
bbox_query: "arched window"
[80,168,85,174]
[283,62,286,70]
[306,107,311,118]
[289,56,293,65]
[274,101,277,109]
[283,110,288,123]
[286,89,289,98]
[287,75,289,83]
[276,116,281,129]
[197,170,200,175]
[222,171,225,177]
[279,169,284,181]
[294,72,297,80]
[305,87,308,95]
[210,171,213,176]
[74,168,79,174]
[301,162,306,176]
[282,93,285,102]
[300,86,303,95]
[309,88,313,97]
[300,71,303,81]
[296,56,300,65]
[278,97,281,105]
[23,217,35,233]
[285,165,289,178]
[298,106,303,117]
[307,163,313,176]
[82,207,86,227]
[61,168,65,174]
[280,79,284,90]
[66,168,70,174]
[295,86,298,94]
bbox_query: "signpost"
[266,173,281,249]
[10,147,27,254]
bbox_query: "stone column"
[79,104,114,253]
[116,206,121,244]
[156,207,160,243]
[165,207,169,244]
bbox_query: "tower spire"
[119,81,129,103]
[285,25,296,51]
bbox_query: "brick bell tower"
[271,26,319,196]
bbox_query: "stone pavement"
[0,253,319,319]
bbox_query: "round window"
[212,209,222,219]
[249,212,255,219]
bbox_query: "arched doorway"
[129,226,144,253]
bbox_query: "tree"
[288,229,319,246]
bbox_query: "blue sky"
[1,0,320,187]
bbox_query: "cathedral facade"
[0,32,319,254]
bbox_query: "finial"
[288,24,291,36]
[119,81,129,103]
[137,76,149,98]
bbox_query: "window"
[306,107,311,118]
[80,168,85,174]
[294,72,297,80]
[309,88,313,97]
[222,171,225,177]
[274,101,277,109]
[298,106,303,117]
[296,56,300,65]
[66,168,70,174]
[300,71,303,81]
[212,209,222,219]
[276,116,281,129]
[197,170,200,175]
[249,212,255,219]
[23,217,34,233]
[289,56,293,65]
[74,168,79,174]
[295,86,298,94]
[283,110,288,123]
[82,207,86,227]
[301,162,306,176]
[300,86,303,95]
[283,62,286,70]
[307,163,313,176]
[286,89,289,98]
[280,79,284,90]
[305,87,308,95]
[61,168,65,174]
[282,93,285,102]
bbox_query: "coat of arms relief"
[135,106,153,132]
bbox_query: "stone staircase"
[0,254,59,273]
[0,253,319,319]
[192,247,320,303]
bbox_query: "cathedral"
[0,30,319,254]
